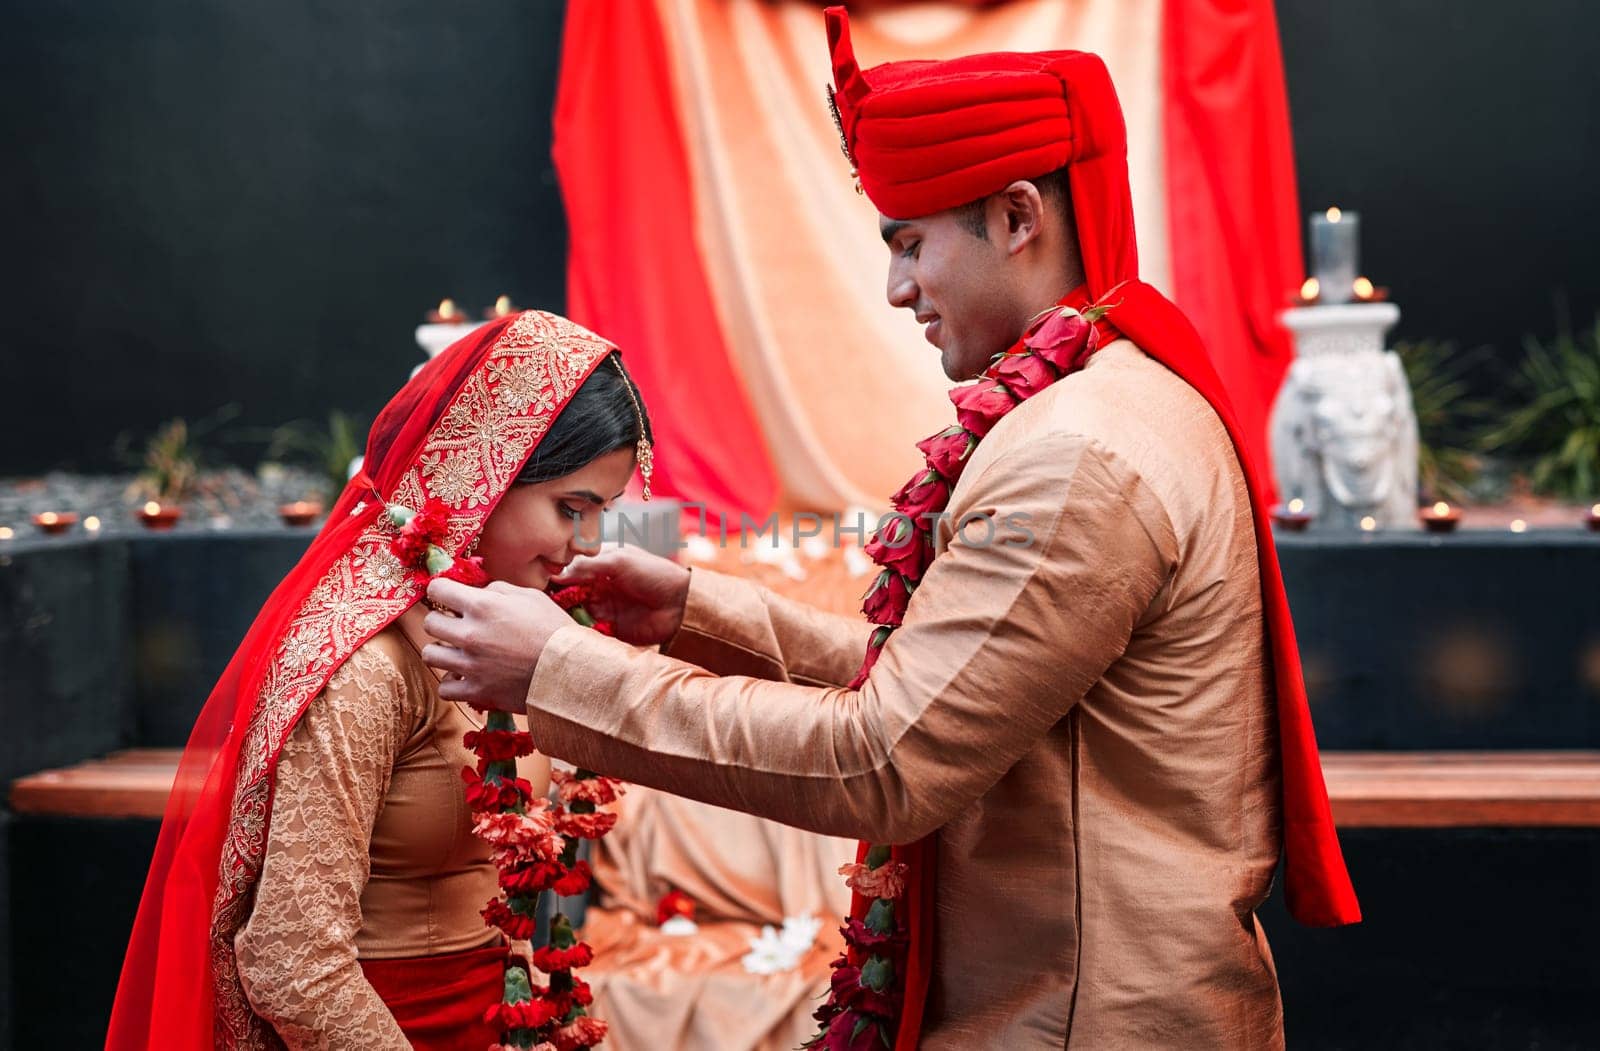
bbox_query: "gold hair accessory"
[613,357,653,500]
[826,85,863,195]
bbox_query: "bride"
[106,310,652,1049]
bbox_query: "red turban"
[825,5,1136,300]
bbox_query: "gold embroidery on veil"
[208,311,615,1048]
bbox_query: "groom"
[424,8,1357,1048]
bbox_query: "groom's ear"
[995,181,1047,257]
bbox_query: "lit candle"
[1359,515,1378,532]
[0,526,14,541]
[1509,518,1528,534]
[136,501,183,530]
[1419,501,1462,533]
[1587,503,1600,533]
[279,501,323,527]
[1298,277,1321,303]
[84,516,101,533]
[1350,275,1390,303]
[1270,499,1313,532]
[425,298,469,324]
[31,511,79,535]
[1309,207,1360,305]
[485,295,518,319]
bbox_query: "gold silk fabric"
[652,0,1169,509]
[525,344,1285,1048]
[580,787,854,1050]
[235,628,538,1048]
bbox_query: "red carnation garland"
[808,294,1117,1051]
[387,501,625,1051]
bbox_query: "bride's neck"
[394,603,445,681]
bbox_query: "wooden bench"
[9,748,183,819]
[10,749,1600,827]
[1322,751,1600,827]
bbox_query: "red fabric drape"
[554,0,779,521]
[1163,0,1304,502]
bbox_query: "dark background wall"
[1278,1,1600,361]
[1,1,570,475]
[2,1,1598,476]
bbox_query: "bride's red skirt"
[360,942,507,1050]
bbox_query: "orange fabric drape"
[647,0,1170,511]
[559,1,1305,512]
[556,0,780,520]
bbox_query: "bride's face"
[476,446,636,590]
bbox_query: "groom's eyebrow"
[880,219,909,245]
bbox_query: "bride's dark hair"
[517,350,652,486]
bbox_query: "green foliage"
[265,410,366,500]
[1480,317,1600,500]
[1393,340,1494,503]
[115,405,241,504]
[138,419,200,503]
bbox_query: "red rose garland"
[386,501,625,1051]
[808,296,1116,1050]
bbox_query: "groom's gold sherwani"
[526,342,1285,1049]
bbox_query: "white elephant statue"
[1270,344,1419,530]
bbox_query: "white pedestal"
[414,321,486,360]
[1271,302,1419,530]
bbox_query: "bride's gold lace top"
[233,626,522,1048]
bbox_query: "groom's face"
[881,204,1017,382]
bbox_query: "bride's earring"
[613,357,653,500]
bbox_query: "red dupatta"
[106,311,616,1050]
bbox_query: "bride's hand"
[552,546,690,646]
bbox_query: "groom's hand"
[551,546,690,646]
[421,579,570,713]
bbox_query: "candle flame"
[0,527,13,540]
[144,501,162,515]
[1299,277,1320,300]
[84,516,101,531]
[1591,503,1600,516]
[1353,276,1376,300]
[38,512,58,525]
[1432,502,1450,516]
[1509,519,1528,534]
[437,298,458,319]
[494,295,513,316]
[1288,498,1305,514]
[1359,515,1377,531]
[1326,207,1343,222]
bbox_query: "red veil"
[106,311,618,1050]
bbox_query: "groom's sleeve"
[662,568,871,686]
[525,434,1176,843]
